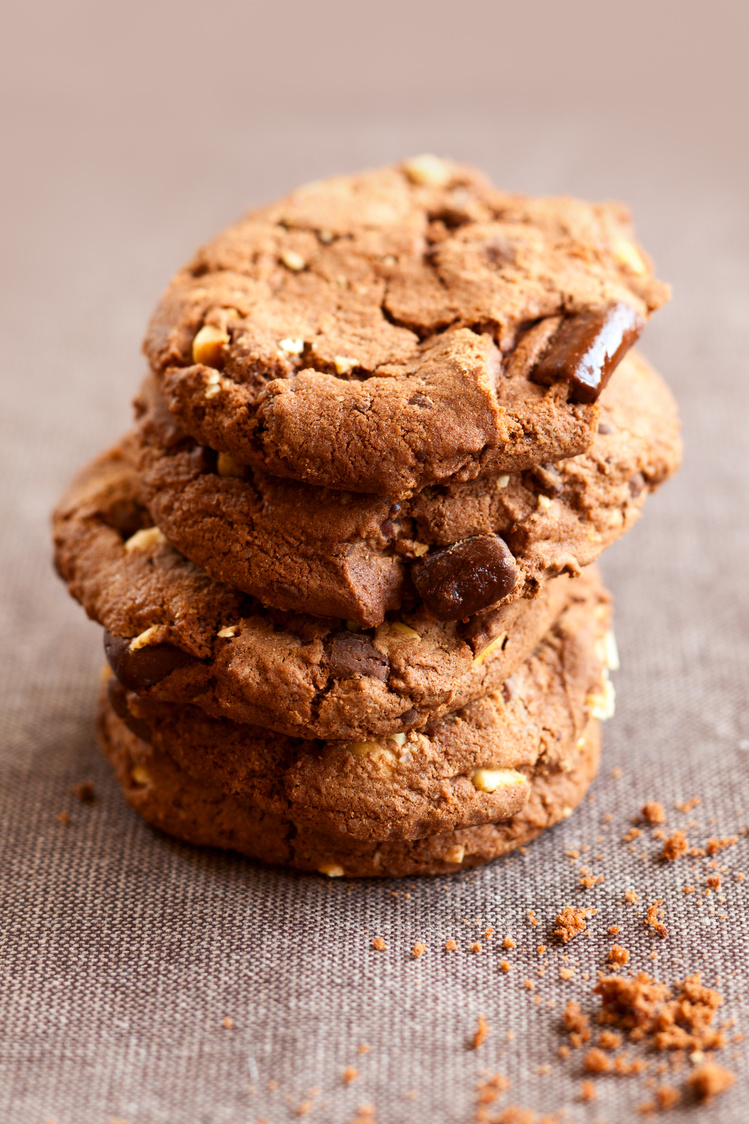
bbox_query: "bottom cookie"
[97,695,601,878]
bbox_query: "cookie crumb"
[584,1048,612,1073]
[661,831,689,861]
[470,942,483,953]
[372,937,386,951]
[608,925,620,935]
[646,900,668,938]
[625,888,639,903]
[527,910,539,926]
[500,960,511,973]
[57,811,71,825]
[343,1067,359,1084]
[411,941,427,958]
[706,836,738,855]
[222,1017,234,1029]
[472,1015,491,1049]
[72,780,95,803]
[641,802,665,824]
[579,1079,597,1101]
[445,939,458,951]
[503,936,516,949]
[554,905,596,943]
[687,1061,735,1101]
[608,945,630,965]
[560,968,575,980]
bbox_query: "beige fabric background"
[1,2,748,1121]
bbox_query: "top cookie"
[144,158,669,498]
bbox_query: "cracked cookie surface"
[144,159,669,497]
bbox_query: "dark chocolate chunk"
[411,535,517,621]
[398,707,419,726]
[328,633,389,681]
[629,472,646,497]
[597,421,615,435]
[104,629,195,691]
[107,676,153,743]
[408,391,434,408]
[531,302,644,403]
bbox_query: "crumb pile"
[52,156,681,877]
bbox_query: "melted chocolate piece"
[628,472,646,498]
[531,302,644,403]
[411,535,517,621]
[328,633,389,681]
[103,629,196,691]
[107,676,153,743]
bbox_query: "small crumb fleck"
[472,1014,491,1049]
[500,960,511,973]
[554,905,596,943]
[625,888,639,904]
[661,830,689,861]
[584,1048,612,1073]
[527,910,539,926]
[470,942,482,953]
[503,937,516,949]
[411,941,427,959]
[608,925,620,935]
[222,1017,234,1029]
[642,801,666,824]
[524,978,536,990]
[72,780,95,803]
[646,900,668,938]
[687,1061,735,1101]
[537,945,546,956]
[560,968,575,980]
[57,811,71,825]
[343,1066,359,1084]
[445,939,457,952]
[580,1079,597,1101]
[608,945,630,965]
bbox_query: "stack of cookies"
[53,158,681,878]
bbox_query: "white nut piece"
[280,250,306,272]
[347,741,395,764]
[192,324,229,366]
[318,863,345,877]
[586,675,616,720]
[612,233,647,276]
[602,630,620,671]
[278,337,304,354]
[216,451,244,478]
[471,768,526,793]
[496,475,510,489]
[128,625,160,652]
[124,526,166,553]
[444,844,465,864]
[537,494,553,511]
[471,632,507,669]
[333,355,357,374]
[131,765,151,787]
[204,369,222,399]
[403,154,451,187]
[217,625,238,639]
[389,621,421,642]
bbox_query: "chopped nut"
[216,451,244,478]
[347,741,395,764]
[278,337,304,354]
[471,632,507,668]
[444,845,465,864]
[389,621,421,641]
[131,765,151,787]
[496,474,510,488]
[129,625,160,652]
[612,233,647,276]
[192,324,229,366]
[280,250,306,272]
[585,675,616,720]
[471,767,525,793]
[403,154,451,186]
[217,625,238,639]
[124,526,166,553]
[318,863,345,877]
[333,355,357,374]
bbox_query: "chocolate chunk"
[531,302,644,403]
[408,391,434,408]
[597,421,615,435]
[411,535,517,621]
[328,633,389,681]
[104,629,195,691]
[629,472,646,497]
[398,707,419,726]
[107,676,153,743]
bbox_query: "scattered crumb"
[472,1015,491,1049]
[57,811,71,825]
[584,1048,612,1073]
[537,945,546,956]
[687,1061,735,1101]
[358,1044,370,1055]
[222,1017,234,1029]
[500,960,511,973]
[372,937,386,951]
[485,928,494,939]
[503,937,516,949]
[554,905,596,943]
[608,925,620,935]
[675,797,701,812]
[683,885,695,894]
[707,875,722,890]
[343,1066,359,1084]
[411,941,427,959]
[445,939,458,952]
[72,780,95,803]
[579,1079,596,1101]
[524,978,536,990]
[560,968,575,980]
[599,1030,622,1051]
[706,836,738,855]
[527,910,539,926]
[661,831,689,861]
[642,802,666,824]
[624,827,643,843]
[608,945,630,965]
[646,900,668,938]
[625,888,639,904]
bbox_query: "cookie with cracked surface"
[104,574,611,841]
[54,439,606,741]
[144,158,668,498]
[98,693,602,878]
[134,349,680,626]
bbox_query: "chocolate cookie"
[104,574,611,841]
[55,444,609,739]
[98,695,602,878]
[134,349,680,625]
[144,159,668,498]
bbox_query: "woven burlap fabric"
[2,4,748,1121]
